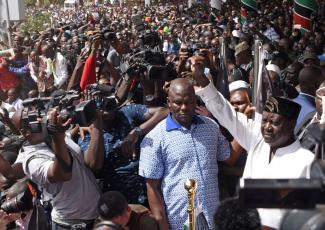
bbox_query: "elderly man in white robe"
[193,73,314,230]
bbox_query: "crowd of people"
[0,0,324,229]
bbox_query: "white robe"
[196,83,314,229]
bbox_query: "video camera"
[87,83,118,112]
[21,85,118,134]
[126,14,177,81]
[21,94,96,133]
[121,50,177,81]
[139,30,161,50]
[0,179,37,214]
[86,28,117,45]
[131,13,162,50]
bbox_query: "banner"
[293,0,317,31]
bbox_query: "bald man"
[293,66,325,128]
[139,78,230,230]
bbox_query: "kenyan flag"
[293,0,317,31]
[241,0,257,24]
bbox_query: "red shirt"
[80,54,96,90]
[0,67,20,91]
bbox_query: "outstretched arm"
[121,107,169,157]
[194,75,261,151]
[47,109,73,183]
[83,110,105,170]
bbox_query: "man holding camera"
[0,107,105,229]
[78,101,168,206]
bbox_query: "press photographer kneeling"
[0,104,105,229]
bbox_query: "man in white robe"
[194,74,314,230]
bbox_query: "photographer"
[0,106,105,229]
[78,102,168,206]
[69,33,122,91]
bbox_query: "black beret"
[263,96,301,120]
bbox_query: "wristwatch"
[134,126,144,137]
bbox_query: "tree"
[19,12,51,33]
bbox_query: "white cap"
[266,64,281,76]
[229,80,250,93]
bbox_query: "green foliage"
[24,0,65,6]
[20,12,51,33]
[24,0,37,5]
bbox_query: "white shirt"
[44,52,68,88]
[0,101,16,118]
[7,98,23,111]
[196,83,314,229]
[15,136,100,223]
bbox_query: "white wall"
[0,0,25,22]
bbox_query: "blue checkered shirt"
[139,114,230,230]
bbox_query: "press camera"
[0,180,37,214]
[121,50,177,81]
[22,84,118,134]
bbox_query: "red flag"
[80,54,96,90]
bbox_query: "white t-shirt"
[0,101,16,118]
[15,136,101,223]
[8,98,23,111]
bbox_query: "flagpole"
[252,39,260,107]
[4,0,11,47]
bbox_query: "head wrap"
[264,96,301,120]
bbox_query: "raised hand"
[195,105,213,118]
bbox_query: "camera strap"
[41,116,73,173]
[41,114,67,147]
